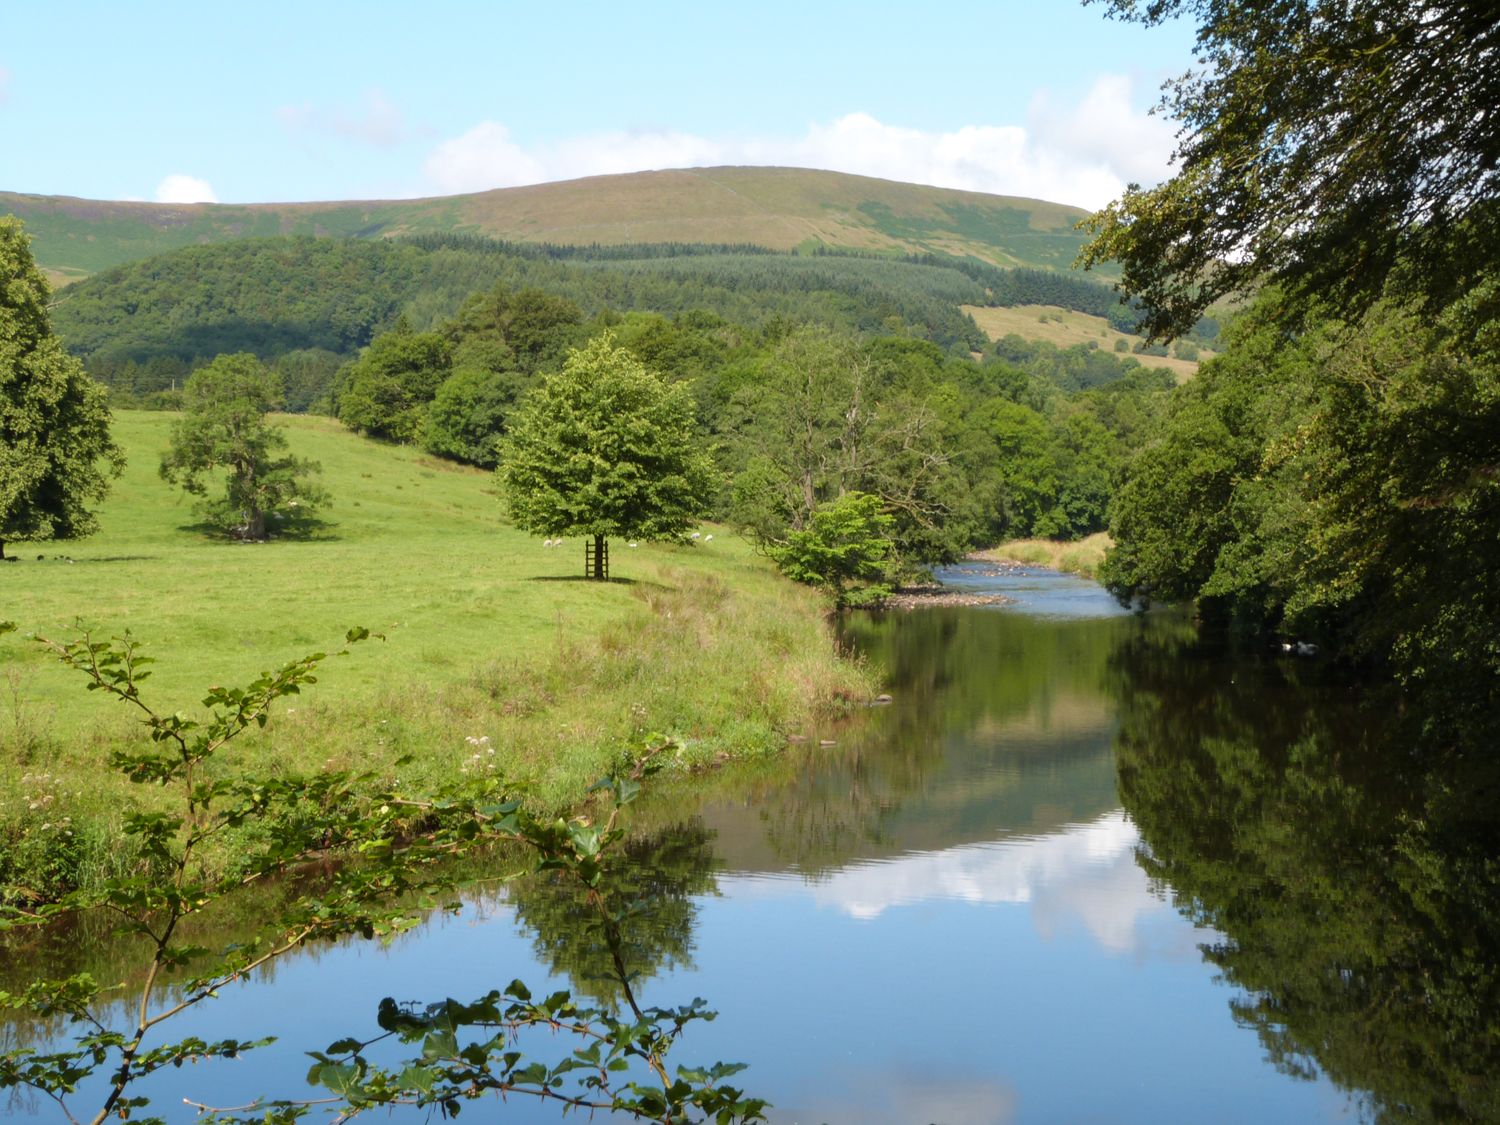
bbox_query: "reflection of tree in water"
[746,607,1180,874]
[1111,630,1500,1122]
[508,819,719,1008]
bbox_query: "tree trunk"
[0,540,6,560]
[591,534,609,580]
[246,509,267,540]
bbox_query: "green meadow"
[0,410,872,896]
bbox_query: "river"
[6,563,1498,1122]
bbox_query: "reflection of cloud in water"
[791,1069,1017,1125]
[729,812,1207,957]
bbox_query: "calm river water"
[7,564,1498,1122]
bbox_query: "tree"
[423,365,528,467]
[445,283,585,374]
[336,321,452,443]
[498,335,718,578]
[767,490,895,608]
[0,216,123,560]
[1081,1,1500,339]
[1101,287,1500,705]
[160,353,326,540]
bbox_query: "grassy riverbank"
[974,532,1112,580]
[0,411,874,902]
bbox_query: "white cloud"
[421,75,1176,209]
[723,810,1208,959]
[1028,73,1179,189]
[277,88,427,148]
[424,121,546,192]
[155,174,218,203]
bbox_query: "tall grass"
[977,532,1113,580]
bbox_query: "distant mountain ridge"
[0,166,1100,284]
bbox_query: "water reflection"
[696,586,1175,878]
[510,819,719,1007]
[8,566,1498,1123]
[1112,628,1500,1122]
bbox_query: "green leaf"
[316,1062,363,1097]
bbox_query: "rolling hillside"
[1,166,1099,284]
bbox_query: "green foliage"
[51,236,1009,388]
[767,491,895,607]
[989,331,1160,393]
[1081,0,1500,338]
[1112,630,1500,1122]
[0,628,766,1123]
[445,282,586,374]
[335,324,452,443]
[499,336,719,559]
[1102,285,1500,706]
[53,238,435,368]
[159,353,327,540]
[422,366,527,467]
[725,329,974,565]
[0,216,124,558]
[721,326,1158,563]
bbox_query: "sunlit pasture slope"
[1,411,870,812]
[962,304,1207,381]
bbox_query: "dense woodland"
[328,280,1176,563]
[1084,0,1500,721]
[50,235,1184,392]
[41,236,1181,571]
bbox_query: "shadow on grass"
[173,515,342,543]
[528,575,644,587]
[9,555,161,563]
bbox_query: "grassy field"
[962,303,1207,381]
[0,411,873,898]
[4,167,1099,281]
[974,532,1113,580]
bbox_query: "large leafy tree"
[0,216,123,561]
[160,353,326,540]
[498,335,718,578]
[727,330,978,564]
[1082,0,1500,339]
[336,321,452,443]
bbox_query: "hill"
[1,166,1099,284]
[48,236,1009,371]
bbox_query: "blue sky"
[1,1,1197,209]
